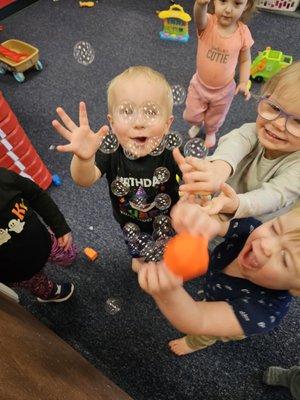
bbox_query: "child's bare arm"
[138,262,244,337]
[52,101,108,187]
[235,48,252,100]
[194,0,210,32]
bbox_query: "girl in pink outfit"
[184,0,255,148]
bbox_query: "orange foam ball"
[163,232,209,281]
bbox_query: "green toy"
[250,47,293,83]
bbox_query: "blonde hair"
[209,0,256,23]
[261,61,300,104]
[107,66,173,116]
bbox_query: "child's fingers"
[56,107,77,131]
[138,264,149,291]
[52,120,72,141]
[183,170,209,183]
[179,182,212,193]
[79,101,90,127]
[220,182,237,199]
[56,143,74,153]
[245,91,251,101]
[96,124,110,139]
[185,157,209,171]
[145,263,159,292]
[172,147,185,166]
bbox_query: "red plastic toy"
[0,44,28,62]
[164,232,209,281]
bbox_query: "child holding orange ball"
[138,193,300,356]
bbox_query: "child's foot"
[168,337,196,356]
[37,283,74,303]
[204,133,216,148]
[188,125,200,138]
[131,258,143,273]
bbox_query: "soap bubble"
[154,167,170,184]
[165,131,183,150]
[123,147,140,160]
[171,84,186,106]
[115,102,137,124]
[139,240,156,258]
[99,131,119,154]
[140,102,161,126]
[136,233,153,253]
[184,138,208,159]
[73,41,95,66]
[128,241,140,257]
[149,136,166,156]
[105,297,122,315]
[123,222,140,242]
[49,144,56,151]
[144,241,165,262]
[111,178,130,197]
[130,186,148,210]
[153,214,172,231]
[154,193,171,211]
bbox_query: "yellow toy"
[79,1,95,7]
[157,4,191,43]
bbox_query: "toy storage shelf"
[258,7,300,17]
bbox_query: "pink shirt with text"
[196,14,254,88]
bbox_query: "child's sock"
[204,133,216,148]
[263,366,291,387]
[188,125,201,138]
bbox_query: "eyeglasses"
[258,96,300,138]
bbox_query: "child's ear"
[107,114,113,128]
[165,115,174,132]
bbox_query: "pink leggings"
[183,73,236,136]
[12,232,77,300]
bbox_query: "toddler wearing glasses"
[52,66,181,272]
[175,61,300,222]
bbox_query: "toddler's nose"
[272,116,286,131]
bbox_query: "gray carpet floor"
[1,1,300,399]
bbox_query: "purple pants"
[13,233,77,300]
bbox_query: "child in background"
[184,0,255,148]
[264,365,300,399]
[52,66,181,272]
[176,61,300,222]
[0,168,77,302]
[138,197,300,356]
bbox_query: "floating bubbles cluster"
[171,84,186,106]
[184,137,208,159]
[122,215,175,263]
[154,193,171,211]
[73,41,95,66]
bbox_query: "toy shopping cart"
[0,39,43,83]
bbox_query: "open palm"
[52,101,109,160]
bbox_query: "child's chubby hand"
[57,232,73,251]
[52,101,109,161]
[170,201,221,240]
[235,82,251,101]
[195,0,210,5]
[173,148,223,194]
[138,261,183,297]
[200,183,240,216]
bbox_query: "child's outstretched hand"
[235,82,251,101]
[173,148,223,194]
[138,261,183,297]
[57,232,73,251]
[171,201,221,240]
[200,183,240,215]
[52,101,109,160]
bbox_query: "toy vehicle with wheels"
[250,47,293,83]
[0,39,43,83]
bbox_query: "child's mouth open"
[132,137,148,145]
[240,243,260,270]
